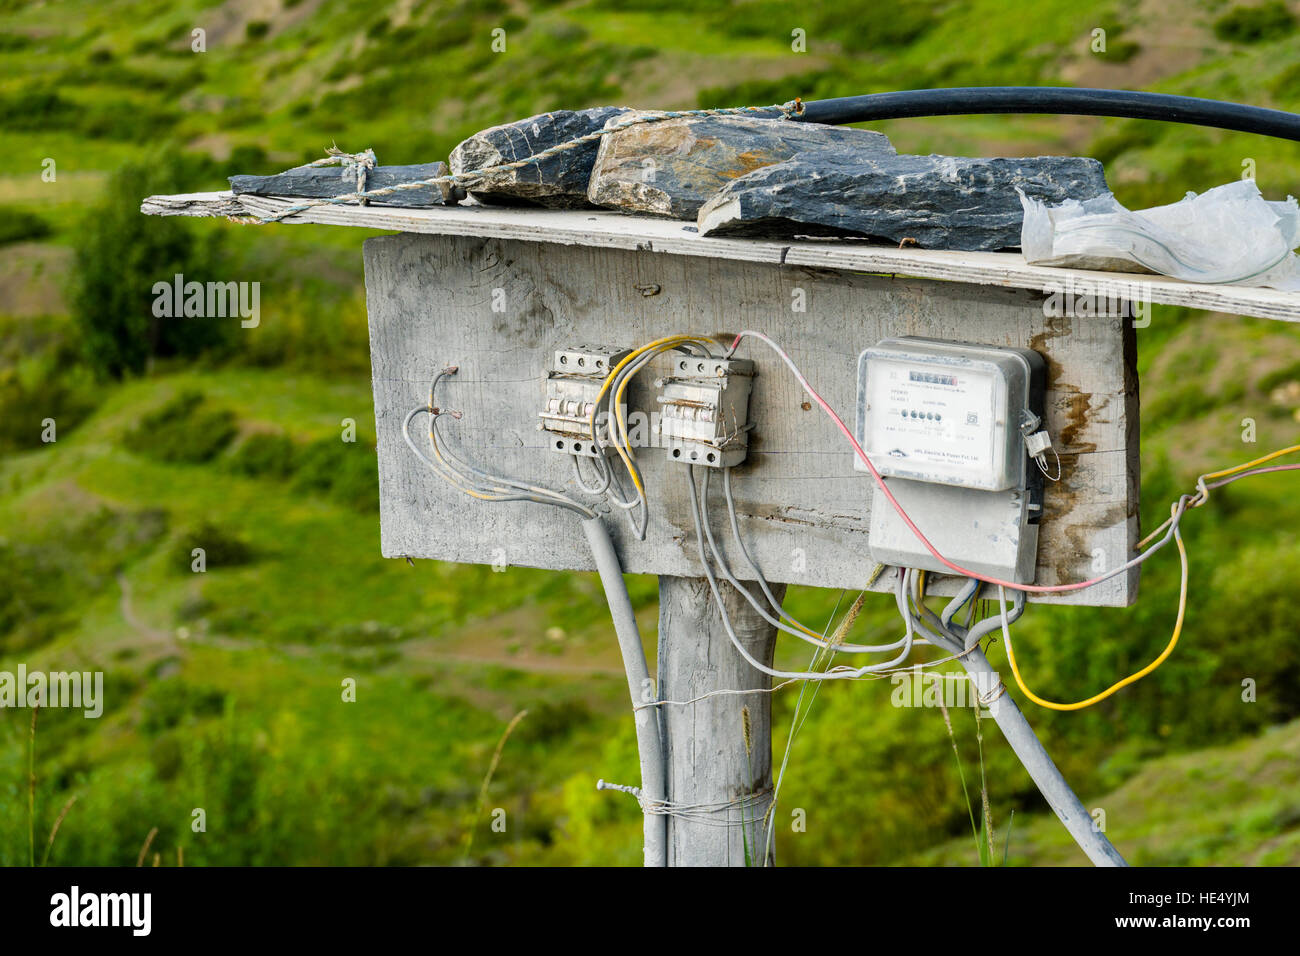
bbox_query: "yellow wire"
[1138,443,1300,549]
[1200,441,1300,481]
[1003,505,1188,711]
[588,335,715,502]
[595,334,833,643]
[614,341,689,499]
[1003,442,1295,711]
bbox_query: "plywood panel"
[366,233,1139,606]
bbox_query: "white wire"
[702,468,910,655]
[685,465,914,681]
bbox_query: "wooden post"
[658,575,783,867]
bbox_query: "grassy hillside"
[1,0,1299,866]
[910,716,1300,866]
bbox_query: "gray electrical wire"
[594,341,726,539]
[582,516,668,867]
[572,454,612,496]
[941,577,981,631]
[722,468,905,655]
[404,405,596,518]
[891,566,1127,867]
[686,465,915,681]
[703,468,910,655]
[401,365,666,866]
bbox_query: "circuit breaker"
[856,337,1048,582]
[656,355,754,467]
[538,344,632,457]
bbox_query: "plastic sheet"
[1019,180,1300,290]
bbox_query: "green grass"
[909,717,1300,866]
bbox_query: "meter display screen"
[863,357,1004,488]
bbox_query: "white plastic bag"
[1019,179,1300,290]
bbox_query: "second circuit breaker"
[538,344,631,457]
[656,354,755,467]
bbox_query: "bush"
[292,435,379,512]
[170,520,256,573]
[0,354,98,453]
[71,149,230,379]
[1258,359,1300,392]
[0,206,51,244]
[140,678,229,733]
[0,540,77,653]
[124,391,237,464]
[1273,61,1300,102]
[226,431,296,478]
[0,84,76,132]
[1214,2,1296,44]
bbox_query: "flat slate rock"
[697,153,1110,251]
[587,113,896,219]
[449,107,633,208]
[230,161,459,207]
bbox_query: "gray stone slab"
[587,113,895,219]
[449,107,633,208]
[229,161,459,206]
[698,153,1111,251]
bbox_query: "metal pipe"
[582,517,668,867]
[959,645,1129,866]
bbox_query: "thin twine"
[305,146,377,205]
[236,100,806,224]
[598,779,775,826]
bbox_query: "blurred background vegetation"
[1,0,1299,866]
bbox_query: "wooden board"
[143,191,1300,324]
[365,232,1139,606]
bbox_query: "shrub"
[293,435,379,512]
[227,431,296,478]
[1214,2,1296,44]
[0,206,51,244]
[0,355,98,453]
[0,84,76,132]
[140,678,229,733]
[1272,61,1300,101]
[124,391,237,464]
[1258,359,1300,393]
[170,520,256,573]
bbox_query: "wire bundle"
[577,335,720,538]
[722,328,1299,709]
[402,366,594,518]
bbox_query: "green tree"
[71,149,229,378]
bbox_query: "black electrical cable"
[779,87,1300,143]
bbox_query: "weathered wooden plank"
[659,575,779,867]
[365,232,1138,606]
[142,192,1300,323]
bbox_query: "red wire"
[729,330,1149,595]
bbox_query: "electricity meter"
[856,337,1048,583]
